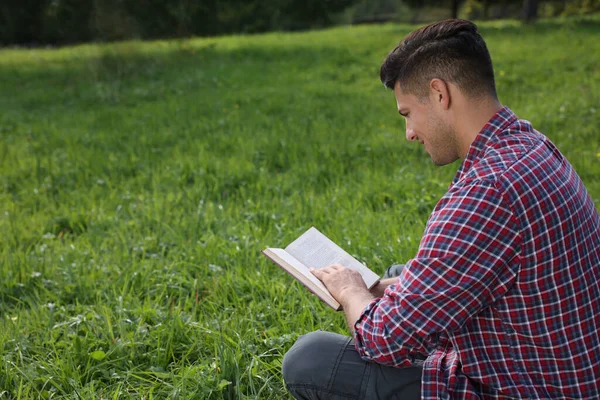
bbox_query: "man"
[282,19,600,399]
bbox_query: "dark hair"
[380,19,497,99]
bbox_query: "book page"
[285,227,379,288]
[267,248,331,294]
[264,248,340,310]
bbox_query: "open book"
[262,227,380,310]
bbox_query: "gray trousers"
[282,264,423,400]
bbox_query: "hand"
[312,264,375,330]
[369,277,397,298]
[311,264,369,304]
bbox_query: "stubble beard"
[426,111,459,166]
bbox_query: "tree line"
[1,0,598,46]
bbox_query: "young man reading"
[282,20,600,399]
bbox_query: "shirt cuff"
[352,294,420,368]
[353,296,382,359]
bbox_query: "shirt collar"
[452,106,517,185]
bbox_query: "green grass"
[1,15,599,398]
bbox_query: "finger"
[310,268,323,278]
[319,266,335,274]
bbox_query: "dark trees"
[522,0,539,22]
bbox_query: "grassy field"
[1,15,599,399]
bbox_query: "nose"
[406,125,417,142]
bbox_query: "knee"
[383,264,405,279]
[282,331,343,387]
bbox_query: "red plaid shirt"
[354,107,600,399]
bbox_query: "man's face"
[393,81,458,166]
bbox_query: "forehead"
[393,81,420,109]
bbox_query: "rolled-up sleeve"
[354,180,522,367]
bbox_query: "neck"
[454,96,503,159]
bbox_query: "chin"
[430,155,457,166]
[431,159,448,166]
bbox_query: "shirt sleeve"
[354,180,522,367]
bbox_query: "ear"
[429,78,451,110]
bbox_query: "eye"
[399,111,409,118]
